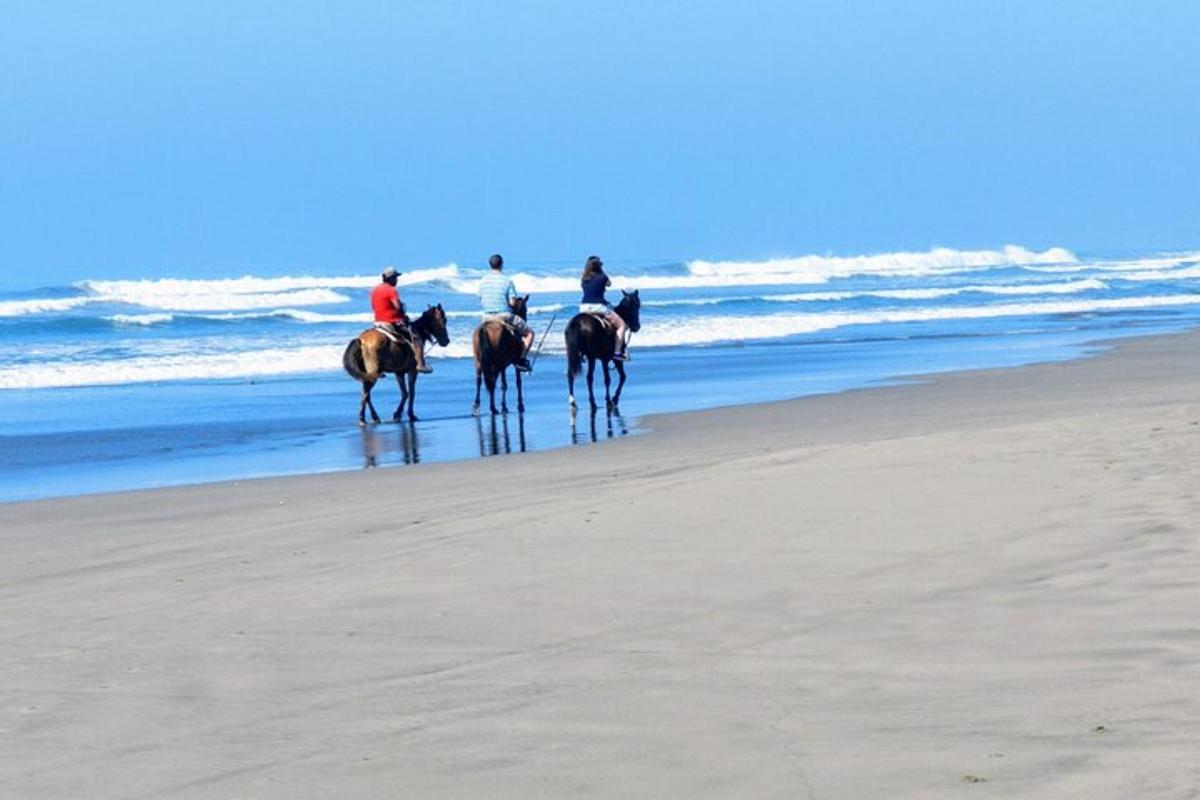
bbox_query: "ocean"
[2,245,1199,503]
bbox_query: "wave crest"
[687,245,1077,284]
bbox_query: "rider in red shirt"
[372,266,432,373]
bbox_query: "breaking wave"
[9,293,1199,389]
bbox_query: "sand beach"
[3,330,1199,798]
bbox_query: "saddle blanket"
[373,323,408,344]
[586,312,612,332]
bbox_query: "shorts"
[483,312,529,336]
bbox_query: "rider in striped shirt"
[478,254,533,372]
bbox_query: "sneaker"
[613,351,629,362]
[416,364,433,374]
[514,358,532,373]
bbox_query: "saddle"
[481,316,517,337]
[586,312,613,332]
[373,322,412,345]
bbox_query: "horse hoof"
[408,415,419,423]
[471,405,480,417]
[358,420,367,428]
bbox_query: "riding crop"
[529,312,558,370]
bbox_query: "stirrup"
[416,364,433,374]
[514,358,532,373]
[613,351,629,362]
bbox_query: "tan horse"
[472,294,530,416]
[343,305,449,425]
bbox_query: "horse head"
[419,304,451,347]
[511,294,531,320]
[618,289,641,332]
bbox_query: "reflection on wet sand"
[360,422,421,468]
[476,413,528,457]
[570,407,629,445]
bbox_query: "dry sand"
[2,331,1199,799]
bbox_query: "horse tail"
[343,339,368,381]
[565,319,584,377]
[477,328,499,391]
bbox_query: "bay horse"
[342,304,450,425]
[472,294,530,416]
[565,290,641,411]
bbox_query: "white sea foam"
[105,313,175,326]
[764,278,1107,303]
[91,287,353,312]
[629,294,1200,347]
[6,293,1198,389]
[441,246,1078,294]
[687,245,1077,282]
[630,279,1105,309]
[0,296,95,317]
[72,265,460,312]
[1109,264,1200,282]
[0,345,349,390]
[1025,252,1200,274]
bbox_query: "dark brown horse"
[472,294,530,416]
[565,290,641,411]
[343,305,450,425]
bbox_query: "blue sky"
[1,0,1197,285]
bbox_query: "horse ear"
[522,294,530,302]
[622,289,630,297]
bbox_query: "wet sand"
[3,331,1199,798]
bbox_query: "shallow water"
[6,245,1200,501]
[1,313,1192,503]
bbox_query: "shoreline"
[1,323,1187,507]
[3,328,1199,797]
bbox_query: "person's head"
[488,254,504,271]
[381,266,400,285]
[582,255,604,280]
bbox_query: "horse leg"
[602,360,613,411]
[499,368,509,414]
[609,362,628,410]
[393,373,406,421]
[515,367,525,413]
[586,357,598,410]
[357,380,370,426]
[366,390,382,425]
[360,378,381,425]
[406,371,419,422]
[567,361,577,411]
[472,329,483,416]
[486,368,499,415]
[612,360,628,409]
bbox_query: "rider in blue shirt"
[578,255,628,361]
